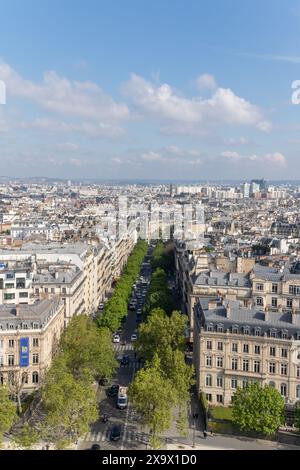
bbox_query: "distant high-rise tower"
[67,180,72,187]
[242,182,250,198]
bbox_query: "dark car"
[110,425,121,441]
[90,444,101,450]
[107,384,119,397]
[120,355,130,366]
[99,377,109,386]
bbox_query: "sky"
[1,0,300,180]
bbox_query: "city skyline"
[1,0,300,180]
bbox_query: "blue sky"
[1,0,300,180]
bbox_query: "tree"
[135,309,187,362]
[232,383,285,436]
[12,423,40,449]
[128,356,176,448]
[0,385,18,445]
[61,316,117,380]
[41,356,98,448]
[7,369,29,415]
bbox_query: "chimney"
[208,299,218,310]
[14,304,20,316]
[225,301,231,318]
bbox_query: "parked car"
[110,425,121,441]
[120,355,130,366]
[107,384,119,397]
[99,377,109,386]
[113,334,121,343]
[98,303,104,310]
[131,333,138,341]
[90,444,101,450]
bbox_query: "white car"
[113,334,121,343]
[131,333,138,341]
[98,303,104,310]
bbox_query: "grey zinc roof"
[197,297,300,334]
[0,297,63,330]
[194,270,250,287]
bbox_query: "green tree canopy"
[232,383,285,436]
[0,385,18,445]
[12,423,40,449]
[60,315,117,380]
[128,355,176,448]
[41,356,98,448]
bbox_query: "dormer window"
[232,325,239,334]
[281,330,288,340]
[217,325,223,333]
[254,328,261,337]
[270,329,277,338]
[206,324,213,332]
[243,326,250,335]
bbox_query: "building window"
[22,372,28,384]
[217,325,223,333]
[281,348,288,358]
[8,355,14,366]
[272,284,278,294]
[5,283,14,288]
[33,323,39,329]
[4,293,15,300]
[32,372,39,384]
[287,298,293,309]
[8,339,14,348]
[217,342,223,351]
[254,329,261,337]
[242,379,248,389]
[232,358,238,370]
[206,341,212,350]
[33,338,39,348]
[270,347,276,357]
[205,374,212,387]
[19,292,28,298]
[207,325,213,332]
[289,285,300,296]
[206,356,212,367]
[254,361,260,373]
[0,373,3,385]
[280,383,287,397]
[217,376,223,388]
[32,353,39,365]
[254,345,260,354]
[231,378,238,389]
[281,331,288,340]
[9,324,14,329]
[217,356,223,368]
[51,288,55,294]
[297,386,300,399]
[243,359,249,372]
[243,327,250,335]
[232,343,238,353]
[269,381,275,388]
[0,355,3,366]
[216,394,223,404]
[206,394,212,402]
[8,371,14,385]
[256,283,264,292]
[271,297,278,308]
[297,366,300,378]
[256,297,263,306]
[270,329,277,338]
[232,326,238,334]
[269,362,276,374]
[281,364,288,376]
[243,344,249,353]
[22,324,28,329]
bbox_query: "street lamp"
[192,413,198,448]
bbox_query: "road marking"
[121,367,135,450]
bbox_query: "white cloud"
[122,73,271,134]
[221,151,286,167]
[56,142,79,151]
[196,73,217,90]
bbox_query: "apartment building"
[251,264,300,314]
[0,297,65,394]
[0,268,33,305]
[194,297,300,406]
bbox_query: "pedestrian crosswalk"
[118,360,143,372]
[114,343,134,352]
[84,428,148,444]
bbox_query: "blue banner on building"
[20,337,29,367]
